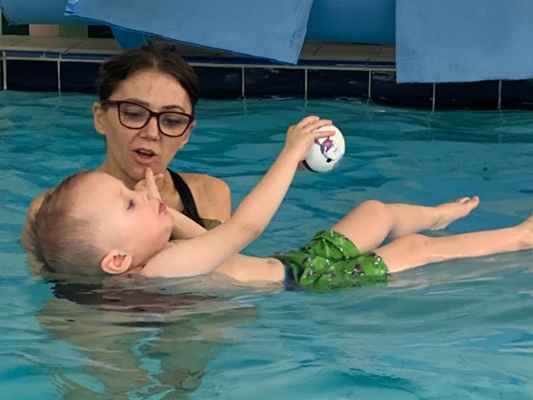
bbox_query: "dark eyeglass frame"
[100,100,194,138]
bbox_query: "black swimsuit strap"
[167,169,203,226]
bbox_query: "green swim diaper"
[274,230,389,291]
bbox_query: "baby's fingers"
[144,168,162,199]
[294,116,332,133]
[134,168,164,199]
[311,125,336,141]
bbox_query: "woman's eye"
[127,199,135,209]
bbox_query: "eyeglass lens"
[118,102,191,137]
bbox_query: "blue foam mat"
[65,0,313,65]
[396,0,533,83]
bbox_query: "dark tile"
[501,79,533,110]
[88,25,114,39]
[1,15,29,35]
[61,62,100,94]
[435,81,499,110]
[244,67,305,97]
[194,66,242,98]
[308,69,369,99]
[6,60,58,91]
[371,71,433,108]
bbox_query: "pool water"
[1,91,533,399]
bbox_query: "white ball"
[303,125,345,173]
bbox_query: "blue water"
[1,91,533,399]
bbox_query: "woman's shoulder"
[174,171,230,194]
[26,191,48,220]
[176,171,232,221]
[21,191,49,251]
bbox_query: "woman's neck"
[96,162,141,190]
[97,162,172,197]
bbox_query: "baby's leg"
[375,213,533,273]
[331,197,479,253]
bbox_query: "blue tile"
[366,60,396,68]
[308,69,369,98]
[194,66,243,98]
[44,52,62,59]
[371,71,433,108]
[61,62,100,94]
[6,60,58,91]
[5,50,49,58]
[435,81,499,110]
[298,59,369,68]
[244,67,305,97]
[501,79,533,110]
[62,53,115,62]
[187,56,271,66]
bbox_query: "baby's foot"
[518,212,533,250]
[430,196,480,231]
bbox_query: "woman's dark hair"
[97,39,200,111]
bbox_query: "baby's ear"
[101,250,133,275]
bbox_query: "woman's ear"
[178,120,195,149]
[93,101,106,135]
[101,250,133,275]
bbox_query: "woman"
[21,40,231,249]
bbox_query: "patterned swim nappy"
[274,230,389,291]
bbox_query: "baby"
[29,116,533,290]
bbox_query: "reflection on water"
[1,92,533,399]
[37,274,258,399]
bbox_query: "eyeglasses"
[101,100,194,137]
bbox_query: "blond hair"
[30,171,105,275]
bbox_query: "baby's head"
[31,171,174,276]
[31,171,103,275]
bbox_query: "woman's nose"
[140,115,161,139]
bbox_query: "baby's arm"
[142,116,334,278]
[136,170,284,282]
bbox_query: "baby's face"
[75,172,174,266]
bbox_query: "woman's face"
[93,69,196,187]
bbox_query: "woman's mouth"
[134,149,156,164]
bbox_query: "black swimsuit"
[167,168,203,226]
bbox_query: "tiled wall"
[3,52,532,111]
[1,18,532,110]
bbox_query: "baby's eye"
[127,199,135,209]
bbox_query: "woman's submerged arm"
[20,193,46,252]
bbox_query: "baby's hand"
[284,116,335,163]
[135,168,164,200]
